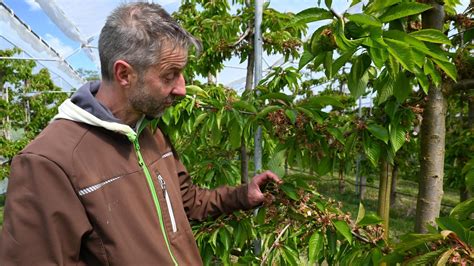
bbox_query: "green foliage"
[174,0,306,80]
[383,199,474,265]
[0,49,68,179]
[193,180,387,265]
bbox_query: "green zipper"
[127,132,179,266]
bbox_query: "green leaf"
[386,54,400,77]
[232,100,257,113]
[424,59,442,87]
[450,198,474,220]
[312,53,327,70]
[218,227,231,251]
[332,48,356,76]
[436,248,454,266]
[281,246,299,265]
[409,29,451,45]
[347,13,382,27]
[384,30,430,54]
[436,217,468,243]
[432,58,457,81]
[414,66,430,94]
[255,208,266,225]
[367,123,389,144]
[358,213,383,226]
[229,122,241,149]
[389,123,405,153]
[393,71,411,103]
[186,85,209,98]
[375,70,395,104]
[379,2,432,23]
[193,113,208,129]
[316,156,332,176]
[324,51,333,78]
[363,136,381,167]
[267,149,286,178]
[424,43,451,62]
[259,92,294,105]
[210,228,219,248]
[465,170,474,194]
[327,127,345,145]
[344,133,357,155]
[384,99,399,120]
[348,53,371,98]
[299,50,316,70]
[294,7,333,24]
[350,0,362,7]
[280,183,299,201]
[369,47,388,69]
[366,0,401,14]
[327,230,337,255]
[356,203,365,224]
[257,105,281,119]
[304,95,345,109]
[396,234,443,252]
[385,38,414,72]
[403,249,446,265]
[334,19,364,51]
[308,232,324,264]
[325,0,332,9]
[333,220,353,244]
[295,106,315,120]
[285,109,297,124]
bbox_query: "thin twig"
[260,223,291,266]
[232,27,252,47]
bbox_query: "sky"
[1,0,470,89]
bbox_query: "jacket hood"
[54,81,137,137]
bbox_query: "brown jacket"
[0,82,252,265]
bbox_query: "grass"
[294,171,460,242]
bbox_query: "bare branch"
[232,27,252,47]
[260,223,291,265]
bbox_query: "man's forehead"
[156,45,188,70]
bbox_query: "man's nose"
[172,74,186,96]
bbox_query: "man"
[0,3,280,265]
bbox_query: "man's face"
[129,46,188,119]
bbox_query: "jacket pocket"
[156,172,177,233]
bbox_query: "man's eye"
[164,73,176,82]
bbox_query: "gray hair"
[98,2,201,81]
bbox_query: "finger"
[254,171,282,185]
[263,170,282,184]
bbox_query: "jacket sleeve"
[0,153,92,265]
[175,157,254,221]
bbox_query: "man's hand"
[247,170,282,207]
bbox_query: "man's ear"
[113,60,136,87]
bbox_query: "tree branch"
[453,79,474,91]
[260,223,290,265]
[232,27,252,47]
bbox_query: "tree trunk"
[460,89,474,201]
[245,41,254,92]
[338,160,345,194]
[207,73,217,84]
[359,175,366,200]
[378,158,392,240]
[390,162,399,207]
[240,136,249,184]
[2,86,11,140]
[415,2,446,233]
[240,33,254,184]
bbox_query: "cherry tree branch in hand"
[247,170,282,207]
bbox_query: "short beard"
[129,75,171,119]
